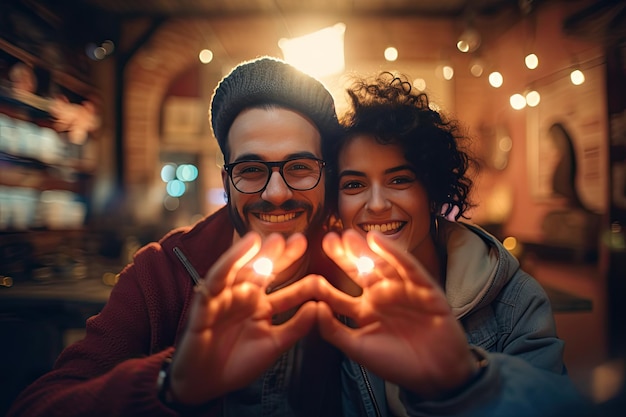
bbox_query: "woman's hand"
[317,229,477,399]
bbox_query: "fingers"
[266,275,320,312]
[366,231,450,313]
[267,275,360,317]
[366,230,436,289]
[323,230,399,288]
[204,232,262,295]
[235,233,308,289]
[322,231,368,277]
[204,233,307,295]
[234,233,286,287]
[273,233,308,273]
[317,302,358,354]
[271,301,319,350]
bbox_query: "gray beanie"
[210,56,338,160]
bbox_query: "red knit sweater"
[8,207,246,416]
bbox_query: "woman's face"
[337,134,434,259]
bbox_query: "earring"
[440,203,459,221]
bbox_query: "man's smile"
[255,211,304,223]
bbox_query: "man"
[7,56,344,417]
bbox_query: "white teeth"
[259,212,297,223]
[362,222,403,232]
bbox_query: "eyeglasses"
[224,157,326,194]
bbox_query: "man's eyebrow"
[232,153,263,163]
[286,151,319,160]
[232,151,319,163]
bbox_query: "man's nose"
[261,169,293,205]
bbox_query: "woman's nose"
[365,186,391,213]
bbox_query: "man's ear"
[221,168,228,190]
[222,168,231,199]
[221,169,231,204]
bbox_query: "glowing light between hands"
[253,257,273,276]
[356,256,375,274]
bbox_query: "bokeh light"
[384,47,398,61]
[166,179,186,197]
[510,93,527,110]
[488,71,503,88]
[356,256,375,274]
[253,257,274,276]
[525,53,539,69]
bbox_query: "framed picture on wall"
[526,62,608,214]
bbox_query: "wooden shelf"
[0,38,94,97]
[0,150,95,175]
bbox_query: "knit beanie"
[210,56,339,159]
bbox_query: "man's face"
[222,107,326,239]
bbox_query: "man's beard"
[226,189,325,239]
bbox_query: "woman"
[312,72,584,416]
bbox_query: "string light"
[441,65,454,80]
[525,53,539,69]
[384,47,398,61]
[510,93,527,110]
[488,71,503,88]
[199,49,213,64]
[570,69,585,85]
[456,28,481,53]
[469,57,485,77]
[525,90,541,107]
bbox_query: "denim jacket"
[339,220,583,417]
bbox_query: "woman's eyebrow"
[338,170,365,179]
[339,164,414,179]
[385,165,414,175]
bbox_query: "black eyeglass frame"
[223,157,327,194]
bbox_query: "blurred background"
[1,0,625,414]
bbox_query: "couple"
[8,57,585,416]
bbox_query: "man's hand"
[168,232,318,405]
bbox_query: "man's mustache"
[244,200,312,213]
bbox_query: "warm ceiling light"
[510,93,527,110]
[570,69,585,85]
[469,58,485,77]
[525,90,541,107]
[488,71,503,88]
[413,78,426,91]
[525,53,538,69]
[456,28,481,53]
[384,47,398,61]
[199,49,213,64]
[279,23,346,78]
[440,65,454,80]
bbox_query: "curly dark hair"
[328,71,477,220]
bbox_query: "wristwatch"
[156,356,218,413]
[156,356,177,406]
